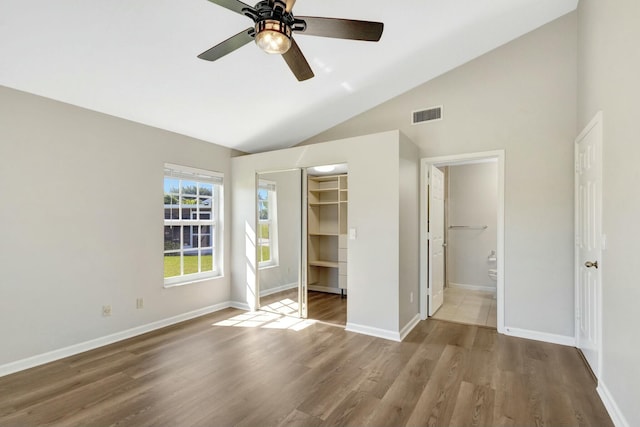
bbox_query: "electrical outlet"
[102,305,112,317]
[410,292,414,303]
[136,298,144,309]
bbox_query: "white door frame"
[419,150,505,333]
[574,111,603,378]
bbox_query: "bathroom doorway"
[420,151,504,331]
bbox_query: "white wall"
[0,86,232,367]
[302,13,577,338]
[231,131,418,337]
[447,162,498,290]
[257,170,301,294]
[578,1,640,425]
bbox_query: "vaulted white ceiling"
[0,0,576,153]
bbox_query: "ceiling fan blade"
[205,0,254,16]
[198,27,255,61]
[282,38,314,81]
[295,17,383,41]
[285,0,296,12]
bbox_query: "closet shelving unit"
[307,174,348,296]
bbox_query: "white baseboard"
[449,282,497,293]
[0,301,237,378]
[308,285,343,295]
[345,322,400,342]
[399,314,421,341]
[503,326,576,347]
[598,380,630,427]
[259,282,297,297]
[229,301,251,311]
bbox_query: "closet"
[307,173,348,296]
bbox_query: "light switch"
[349,227,357,240]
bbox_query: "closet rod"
[448,225,488,230]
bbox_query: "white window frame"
[258,179,279,269]
[164,163,223,287]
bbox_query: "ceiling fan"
[197,0,384,81]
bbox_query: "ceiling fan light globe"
[255,20,292,54]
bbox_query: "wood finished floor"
[0,309,612,427]
[260,289,347,326]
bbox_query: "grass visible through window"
[164,255,213,278]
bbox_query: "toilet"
[487,250,497,281]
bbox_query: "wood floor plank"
[0,300,613,427]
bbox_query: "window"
[164,164,223,286]
[257,179,278,268]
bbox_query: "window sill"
[258,263,280,271]
[164,274,222,289]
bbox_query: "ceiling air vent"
[412,106,442,125]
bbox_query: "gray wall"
[398,136,420,328]
[0,86,232,366]
[447,162,498,289]
[302,13,577,338]
[578,1,640,425]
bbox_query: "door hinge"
[426,232,431,240]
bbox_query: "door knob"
[584,261,599,269]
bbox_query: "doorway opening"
[420,151,505,332]
[305,163,348,326]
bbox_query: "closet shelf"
[309,260,339,268]
[309,232,339,236]
[309,202,339,206]
[309,188,339,192]
[448,225,488,230]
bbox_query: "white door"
[575,112,603,377]
[428,165,445,316]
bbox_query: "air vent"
[412,106,442,124]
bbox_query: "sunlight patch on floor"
[213,298,314,331]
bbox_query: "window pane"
[183,226,197,249]
[199,225,211,248]
[164,178,180,219]
[182,195,197,205]
[164,226,181,251]
[257,188,268,201]
[183,250,199,275]
[201,252,213,272]
[259,223,270,240]
[259,245,271,263]
[258,201,269,220]
[164,253,180,278]
[182,180,197,195]
[199,183,213,196]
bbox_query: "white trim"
[345,322,401,342]
[503,326,576,347]
[420,150,505,334]
[448,282,497,293]
[399,314,421,341]
[308,285,342,295]
[229,301,251,311]
[597,380,630,427]
[259,282,298,297]
[0,302,234,378]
